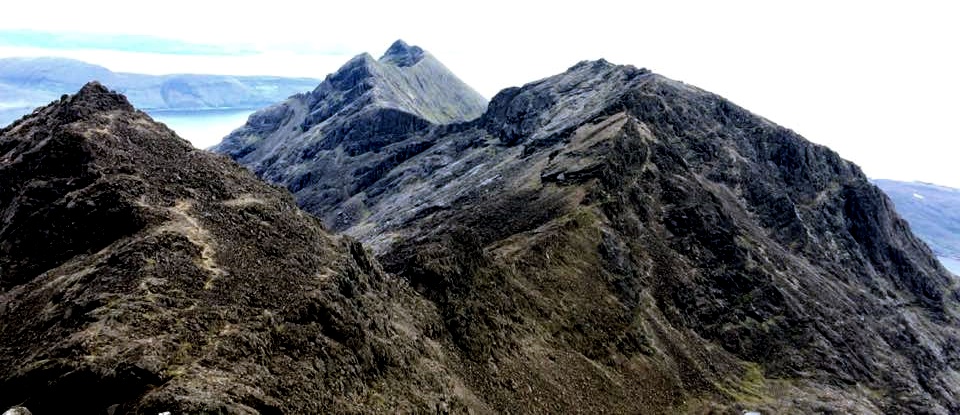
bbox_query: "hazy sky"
[1,1,957,187]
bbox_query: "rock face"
[875,180,960,264]
[0,83,468,414]
[212,40,488,225]
[216,56,960,413]
[0,57,320,126]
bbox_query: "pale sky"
[1,0,957,187]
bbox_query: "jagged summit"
[66,81,136,116]
[73,81,125,104]
[213,41,488,216]
[3,81,135,133]
[567,58,617,72]
[483,60,651,146]
[379,39,426,67]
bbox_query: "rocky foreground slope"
[0,83,475,414]
[217,46,960,413]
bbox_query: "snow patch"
[912,193,925,200]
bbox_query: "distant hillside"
[874,179,960,262]
[0,57,319,126]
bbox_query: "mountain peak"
[68,81,135,114]
[380,39,426,67]
[567,59,616,73]
[2,81,135,131]
[215,40,487,159]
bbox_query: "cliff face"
[0,83,468,414]
[217,56,960,413]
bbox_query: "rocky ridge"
[216,51,960,413]
[0,83,471,414]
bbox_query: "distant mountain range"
[0,57,319,126]
[875,180,960,266]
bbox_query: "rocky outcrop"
[217,55,960,413]
[212,40,488,228]
[0,83,471,414]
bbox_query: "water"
[939,257,960,276]
[147,109,255,150]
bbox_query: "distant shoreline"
[3,106,264,127]
[145,107,262,115]
[939,256,960,275]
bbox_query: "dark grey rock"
[17,47,957,413]
[218,52,960,413]
[380,39,426,67]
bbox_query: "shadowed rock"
[380,39,427,67]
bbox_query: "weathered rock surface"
[0,83,471,414]
[217,55,960,413]
[212,40,488,226]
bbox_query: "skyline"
[1,0,957,188]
